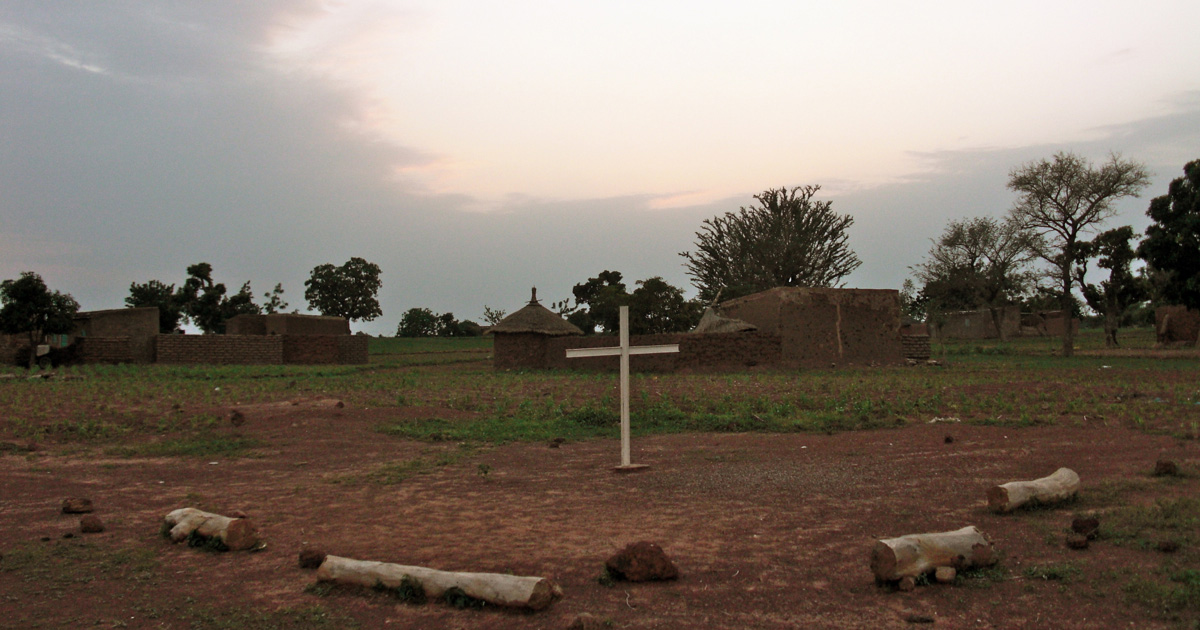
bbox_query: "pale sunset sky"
[2,1,1198,333]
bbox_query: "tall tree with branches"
[681,185,860,302]
[1008,152,1150,356]
[0,272,79,368]
[1138,158,1200,309]
[1074,226,1147,348]
[912,215,1037,340]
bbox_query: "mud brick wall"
[493,332,784,372]
[72,307,158,363]
[2,334,28,366]
[931,306,1019,340]
[721,288,904,367]
[74,336,134,364]
[227,314,350,336]
[155,335,284,365]
[901,334,931,361]
[1156,305,1200,346]
[336,335,370,364]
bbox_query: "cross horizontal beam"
[565,344,679,359]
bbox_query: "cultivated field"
[1,330,1198,629]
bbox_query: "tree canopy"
[1075,226,1147,347]
[681,185,860,302]
[304,257,383,322]
[559,271,700,335]
[126,279,184,333]
[1138,159,1200,309]
[0,271,80,367]
[911,215,1037,339]
[174,263,261,334]
[1008,152,1150,356]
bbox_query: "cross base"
[613,463,651,473]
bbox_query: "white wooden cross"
[565,305,679,470]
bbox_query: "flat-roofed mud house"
[492,286,927,371]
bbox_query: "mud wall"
[931,307,1020,340]
[226,314,350,336]
[72,307,158,363]
[282,335,369,364]
[1156,305,1200,346]
[156,335,283,365]
[74,336,134,364]
[901,335,931,361]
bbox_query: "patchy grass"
[1,539,159,585]
[106,435,260,458]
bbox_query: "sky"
[2,1,1199,335]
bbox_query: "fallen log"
[988,467,1080,513]
[315,554,562,611]
[870,525,996,583]
[163,507,259,551]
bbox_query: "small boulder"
[1071,516,1100,540]
[943,435,954,444]
[897,576,916,592]
[229,409,246,427]
[298,547,327,569]
[903,612,935,623]
[1153,460,1180,477]
[567,613,608,630]
[80,515,105,533]
[61,498,94,514]
[1065,533,1089,550]
[605,541,678,582]
[934,567,956,583]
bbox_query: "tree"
[911,216,1037,340]
[1074,226,1148,348]
[681,185,861,302]
[569,270,628,334]
[0,272,80,368]
[397,307,439,337]
[481,305,507,326]
[261,283,289,314]
[304,257,383,322]
[126,279,184,333]
[176,264,261,334]
[1138,159,1200,309]
[1008,152,1150,356]
[627,277,703,334]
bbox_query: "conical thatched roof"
[691,306,757,334]
[488,288,584,336]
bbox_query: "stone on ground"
[605,541,679,582]
[61,498,93,514]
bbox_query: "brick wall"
[495,332,784,372]
[74,336,134,363]
[1156,306,1200,346]
[156,335,284,365]
[337,335,370,364]
[227,314,350,336]
[72,307,158,363]
[901,335,931,361]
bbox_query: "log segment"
[315,554,562,611]
[870,525,996,583]
[987,467,1080,513]
[163,507,259,551]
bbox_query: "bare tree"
[681,186,860,301]
[912,216,1037,340]
[1008,152,1150,356]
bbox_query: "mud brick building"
[493,286,917,371]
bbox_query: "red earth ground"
[1,397,1197,629]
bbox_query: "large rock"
[80,515,105,533]
[605,541,678,582]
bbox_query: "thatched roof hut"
[489,288,584,337]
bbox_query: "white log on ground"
[987,467,1080,513]
[870,525,996,583]
[315,554,562,611]
[163,507,259,551]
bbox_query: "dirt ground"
[1,398,1197,629]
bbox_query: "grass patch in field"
[1,539,159,585]
[181,603,359,629]
[1023,562,1082,581]
[106,435,260,458]
[330,444,478,484]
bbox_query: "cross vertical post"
[564,305,679,471]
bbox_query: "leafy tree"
[627,277,703,334]
[126,279,185,333]
[911,216,1037,340]
[304,257,383,322]
[569,270,628,334]
[261,283,289,314]
[1074,226,1147,347]
[397,307,439,337]
[681,185,861,302]
[1008,152,1150,356]
[1138,159,1200,309]
[176,264,261,334]
[0,272,80,368]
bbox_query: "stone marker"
[61,498,94,514]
